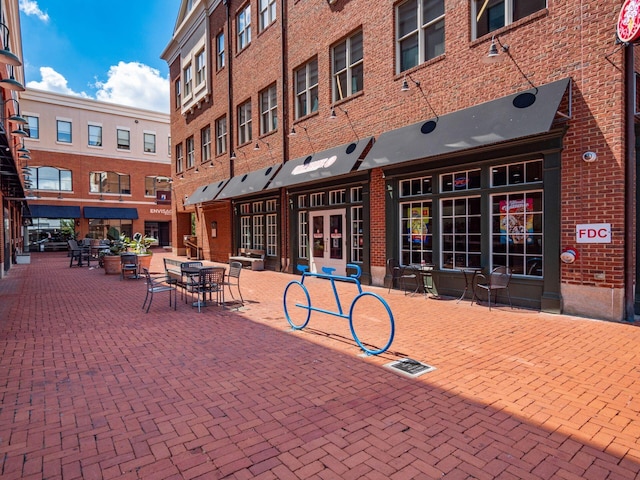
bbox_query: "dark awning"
[83,207,138,219]
[216,164,282,200]
[359,78,571,171]
[28,204,81,218]
[184,179,229,206]
[270,137,373,189]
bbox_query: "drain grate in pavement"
[385,358,435,377]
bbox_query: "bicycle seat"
[296,265,309,274]
[321,267,336,275]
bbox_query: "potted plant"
[126,232,156,272]
[100,229,127,274]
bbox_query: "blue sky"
[19,0,179,112]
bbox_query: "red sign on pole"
[617,0,640,43]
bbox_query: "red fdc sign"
[617,0,640,43]
[576,223,611,244]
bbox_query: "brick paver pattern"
[1,252,640,479]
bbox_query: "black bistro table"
[458,267,483,303]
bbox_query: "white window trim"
[143,131,157,155]
[88,122,103,149]
[56,117,73,145]
[116,126,131,151]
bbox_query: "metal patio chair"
[141,268,176,313]
[472,266,513,311]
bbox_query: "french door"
[309,208,347,275]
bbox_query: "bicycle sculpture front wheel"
[283,280,311,329]
[348,292,395,355]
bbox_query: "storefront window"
[87,219,133,240]
[27,218,75,251]
[441,196,482,269]
[400,201,433,265]
[491,191,543,276]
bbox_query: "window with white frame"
[351,186,364,263]
[396,0,445,73]
[176,143,184,173]
[441,169,481,192]
[88,124,102,147]
[294,58,318,119]
[329,189,346,205]
[216,32,225,70]
[298,210,308,258]
[144,132,156,153]
[441,196,481,269]
[238,100,252,145]
[30,166,72,191]
[184,63,192,97]
[175,79,181,109]
[259,83,277,135]
[195,49,206,86]
[253,215,265,250]
[25,115,39,139]
[332,30,363,102]
[310,192,325,207]
[186,136,195,168]
[117,128,130,150]
[201,126,211,162]
[400,199,434,265]
[259,0,276,31]
[491,191,543,276]
[215,116,227,155]
[145,176,171,196]
[472,0,546,39]
[89,171,130,195]
[57,120,72,143]
[266,213,277,257]
[240,216,251,249]
[237,4,251,51]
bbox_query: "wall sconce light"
[484,35,538,107]
[326,0,337,4]
[328,105,359,142]
[230,150,237,160]
[211,221,217,238]
[484,35,509,64]
[2,98,27,124]
[253,137,274,160]
[400,73,439,132]
[582,151,597,163]
[289,125,315,154]
[0,65,25,91]
[0,21,21,66]
[288,198,294,210]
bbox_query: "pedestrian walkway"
[1,251,640,479]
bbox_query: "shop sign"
[150,208,172,216]
[617,0,640,43]
[292,155,337,176]
[576,223,611,243]
[156,190,172,204]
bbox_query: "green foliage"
[125,232,156,255]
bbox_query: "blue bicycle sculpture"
[283,264,395,355]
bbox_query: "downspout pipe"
[624,43,636,321]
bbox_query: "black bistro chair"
[120,253,139,280]
[387,258,418,295]
[141,268,176,313]
[68,239,91,267]
[472,266,513,311]
[223,261,244,306]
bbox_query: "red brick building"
[162,0,637,321]
[21,89,172,250]
[0,0,28,278]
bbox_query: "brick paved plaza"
[1,252,640,479]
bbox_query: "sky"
[19,0,180,113]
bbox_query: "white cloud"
[19,0,49,22]
[94,62,169,113]
[26,66,90,98]
[25,63,170,113]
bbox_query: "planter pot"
[137,254,152,273]
[103,255,121,275]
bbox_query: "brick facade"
[163,0,634,321]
